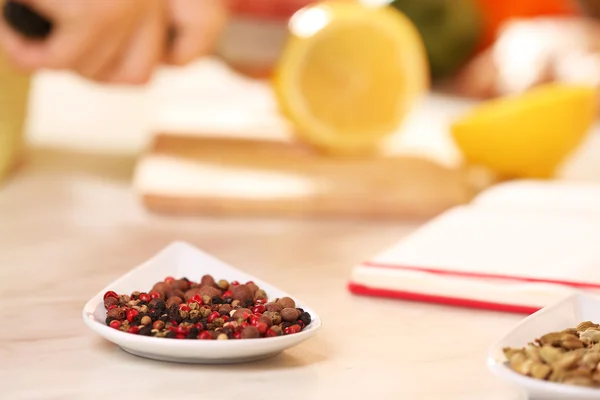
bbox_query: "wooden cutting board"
[133,133,494,219]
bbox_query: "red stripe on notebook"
[362,261,600,290]
[348,282,540,314]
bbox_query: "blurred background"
[3,0,600,220]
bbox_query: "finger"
[166,0,228,66]
[102,0,167,85]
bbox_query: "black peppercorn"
[299,312,311,327]
[159,313,170,322]
[225,298,233,304]
[149,308,162,320]
[190,317,200,324]
[165,331,176,339]
[187,327,199,339]
[139,326,153,336]
[105,316,115,325]
[282,321,293,329]
[212,296,224,304]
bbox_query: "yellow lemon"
[273,1,429,155]
[450,83,597,178]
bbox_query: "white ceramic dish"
[82,241,322,364]
[487,293,600,400]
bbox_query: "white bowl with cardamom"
[82,241,322,364]
[487,293,600,399]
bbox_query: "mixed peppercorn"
[103,275,311,340]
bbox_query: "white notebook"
[349,180,600,313]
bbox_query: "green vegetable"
[390,0,483,79]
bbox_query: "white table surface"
[2,59,599,400]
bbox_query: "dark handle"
[2,0,53,39]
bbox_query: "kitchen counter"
[2,60,600,399]
[0,149,526,400]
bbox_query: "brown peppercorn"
[263,311,282,325]
[259,316,273,327]
[166,296,183,307]
[141,316,152,326]
[265,303,282,313]
[107,307,126,321]
[219,304,232,315]
[198,286,222,298]
[217,279,229,290]
[170,278,189,292]
[232,308,252,320]
[276,297,295,309]
[202,295,212,305]
[200,274,217,288]
[185,287,202,298]
[241,325,260,339]
[152,282,169,293]
[231,284,253,303]
[254,289,267,300]
[104,297,119,308]
[231,300,241,308]
[246,282,259,295]
[270,325,282,335]
[213,318,225,327]
[281,308,300,322]
[167,289,187,302]
[153,320,165,330]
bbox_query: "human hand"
[0,0,228,84]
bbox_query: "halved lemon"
[273,1,429,155]
[451,83,597,179]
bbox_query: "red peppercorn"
[221,315,229,322]
[207,311,220,323]
[139,293,151,302]
[107,305,117,311]
[150,291,161,299]
[266,328,278,337]
[164,276,175,283]
[284,324,301,335]
[179,304,191,312]
[109,320,122,329]
[176,334,186,339]
[171,320,178,326]
[241,322,249,329]
[198,331,213,340]
[126,309,139,323]
[194,323,204,331]
[249,316,260,326]
[255,298,267,304]
[296,320,305,329]
[103,291,118,301]
[128,326,139,334]
[222,290,233,298]
[230,281,239,286]
[175,326,188,335]
[246,281,254,285]
[256,322,268,335]
[233,331,242,339]
[189,294,204,304]
[252,305,266,314]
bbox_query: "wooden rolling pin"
[133,133,485,219]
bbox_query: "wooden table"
[0,148,526,400]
